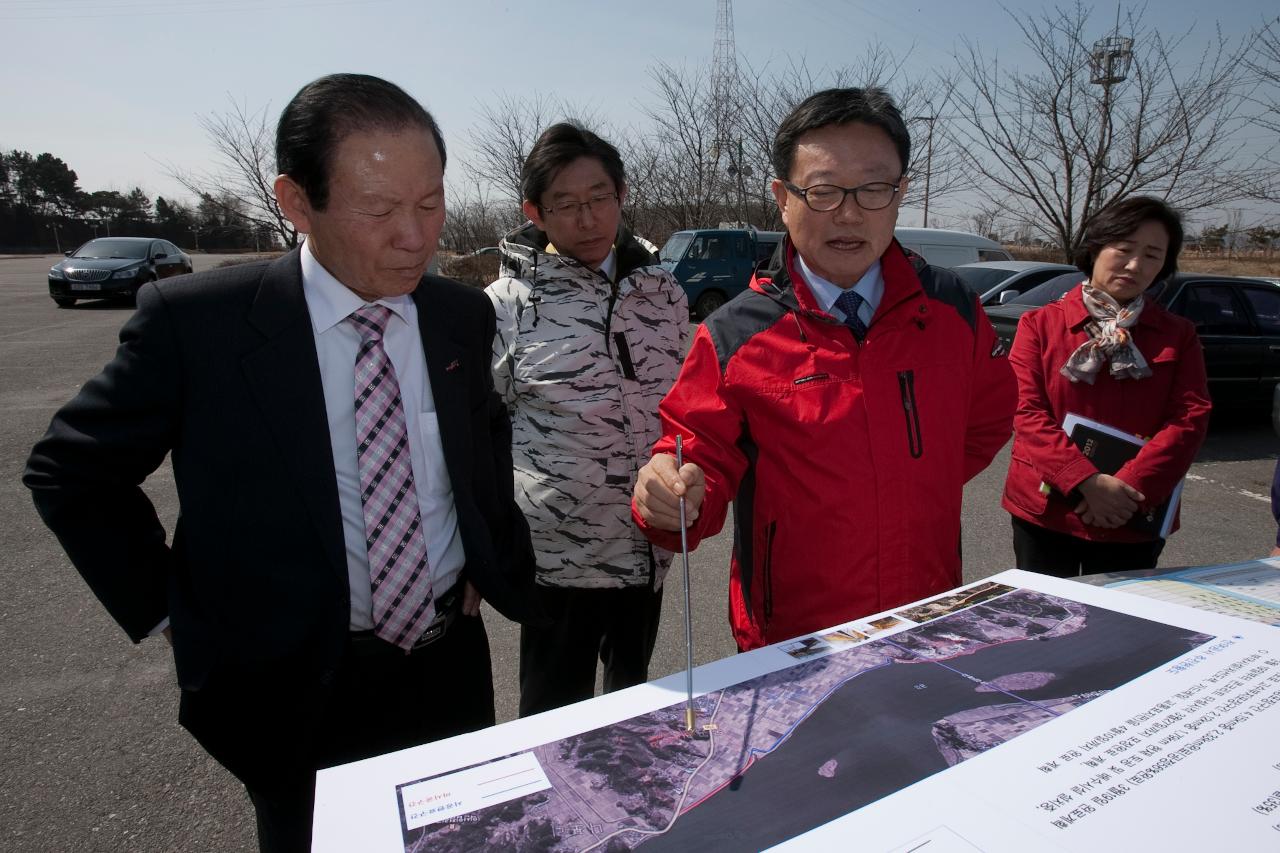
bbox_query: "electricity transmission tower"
[711,0,751,224]
[711,0,737,158]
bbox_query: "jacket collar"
[497,221,658,283]
[751,236,925,322]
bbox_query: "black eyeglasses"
[540,192,620,218]
[782,179,902,212]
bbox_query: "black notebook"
[1062,413,1182,538]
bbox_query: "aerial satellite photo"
[397,586,1211,852]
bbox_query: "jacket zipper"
[897,370,924,459]
[762,521,776,625]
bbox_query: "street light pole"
[1088,33,1133,221]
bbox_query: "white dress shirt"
[302,242,465,630]
[797,254,883,329]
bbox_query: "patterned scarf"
[1059,284,1152,384]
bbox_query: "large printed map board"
[313,570,1280,851]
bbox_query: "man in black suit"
[23,74,541,853]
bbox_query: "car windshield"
[659,233,694,265]
[73,239,149,260]
[953,267,1015,294]
[1006,273,1084,305]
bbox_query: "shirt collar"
[796,254,884,316]
[300,238,414,334]
[598,248,618,282]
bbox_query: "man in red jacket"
[632,88,1016,651]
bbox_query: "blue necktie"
[835,288,868,340]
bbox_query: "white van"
[894,227,1012,267]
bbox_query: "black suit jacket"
[25,249,541,694]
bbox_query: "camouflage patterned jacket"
[487,222,688,588]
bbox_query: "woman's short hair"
[1074,196,1183,283]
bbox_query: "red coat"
[1002,284,1211,542]
[633,241,1016,650]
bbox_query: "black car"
[985,272,1280,411]
[47,237,193,308]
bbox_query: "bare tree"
[464,94,599,205]
[439,177,519,253]
[948,1,1259,258]
[970,202,1003,241]
[636,62,734,234]
[732,49,968,228]
[168,97,296,248]
[1244,16,1280,203]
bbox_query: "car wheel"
[53,297,76,308]
[694,290,727,319]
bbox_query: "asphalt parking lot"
[2,252,1276,851]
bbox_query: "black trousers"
[1011,516,1165,579]
[181,614,494,853]
[518,583,663,718]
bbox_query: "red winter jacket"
[633,240,1016,650]
[1002,284,1211,542]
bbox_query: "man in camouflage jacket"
[487,123,688,716]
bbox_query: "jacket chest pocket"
[883,360,966,462]
[897,370,923,459]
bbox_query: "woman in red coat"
[1002,196,1211,577]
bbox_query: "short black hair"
[771,87,911,180]
[1074,196,1183,283]
[275,73,446,210]
[521,122,625,207]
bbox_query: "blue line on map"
[880,638,1063,717]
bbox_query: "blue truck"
[659,228,784,319]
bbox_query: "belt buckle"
[409,609,452,651]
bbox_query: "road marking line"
[1184,473,1271,503]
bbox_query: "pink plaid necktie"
[347,304,435,650]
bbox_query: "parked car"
[893,227,1012,266]
[985,272,1280,411]
[660,228,783,318]
[48,237,192,308]
[951,260,1079,306]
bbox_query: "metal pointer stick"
[676,434,696,732]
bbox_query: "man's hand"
[1074,473,1145,529]
[634,453,705,532]
[462,581,481,617]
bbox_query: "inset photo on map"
[779,636,835,659]
[894,581,1015,623]
[819,628,868,648]
[861,615,906,635]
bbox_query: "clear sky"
[2,0,1275,227]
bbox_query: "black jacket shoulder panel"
[914,261,978,332]
[704,288,789,374]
